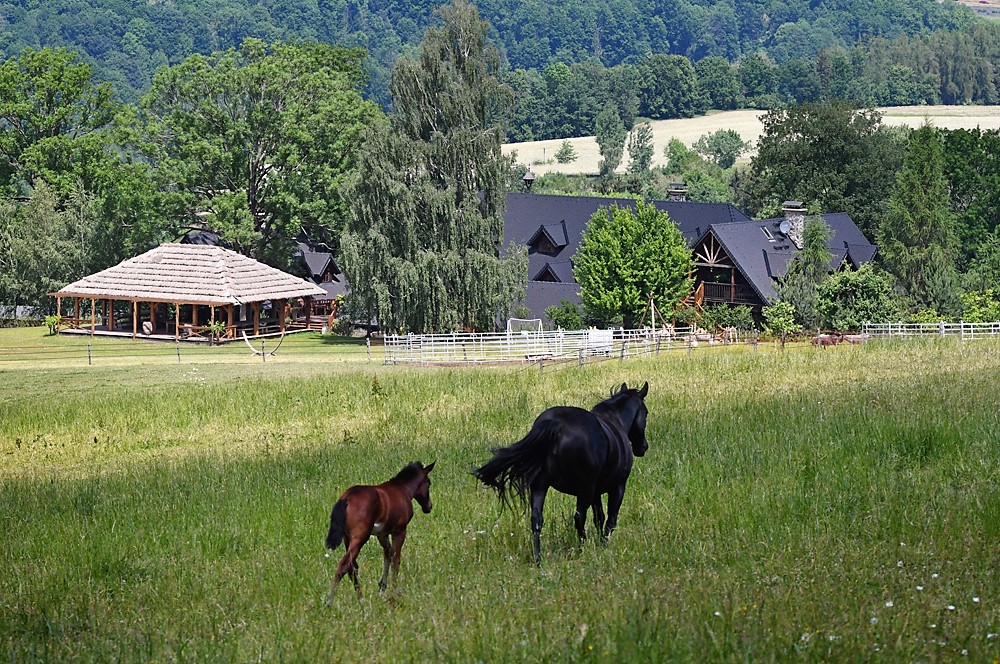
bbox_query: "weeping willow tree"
[340,1,526,333]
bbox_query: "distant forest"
[0,0,990,139]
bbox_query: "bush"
[961,289,1000,322]
[817,265,900,331]
[701,303,754,331]
[545,300,584,330]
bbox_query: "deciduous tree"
[339,1,526,333]
[135,39,380,265]
[574,201,693,327]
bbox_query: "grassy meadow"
[2,327,999,661]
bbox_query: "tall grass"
[2,338,999,661]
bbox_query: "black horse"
[474,381,649,563]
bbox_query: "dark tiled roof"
[521,281,581,323]
[708,214,877,303]
[504,193,751,307]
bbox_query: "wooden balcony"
[700,281,760,306]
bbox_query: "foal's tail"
[325,499,348,550]
[473,418,560,509]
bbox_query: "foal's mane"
[391,461,425,483]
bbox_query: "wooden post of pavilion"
[151,302,157,335]
[175,302,180,341]
[132,301,137,338]
[730,268,736,303]
[192,303,199,332]
[279,299,286,333]
[74,298,80,329]
[90,298,96,336]
[56,296,61,332]
[253,302,260,336]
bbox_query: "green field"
[2,327,999,661]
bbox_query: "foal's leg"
[377,533,392,592]
[530,485,548,565]
[603,484,626,539]
[574,495,591,541]
[327,536,366,604]
[389,529,407,585]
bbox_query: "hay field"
[503,105,1000,176]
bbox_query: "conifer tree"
[877,124,962,316]
[340,1,526,333]
[776,216,834,328]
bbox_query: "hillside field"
[1,327,999,661]
[503,106,1000,176]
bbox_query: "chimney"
[781,200,807,249]
[668,182,688,202]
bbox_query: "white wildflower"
[917,585,924,591]
[947,605,956,611]
[972,597,980,603]
[885,600,894,607]
[870,617,879,624]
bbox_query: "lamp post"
[523,168,536,192]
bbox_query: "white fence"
[863,321,1000,340]
[383,326,712,365]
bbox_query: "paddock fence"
[381,326,744,365]
[862,321,1000,340]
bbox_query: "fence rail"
[863,321,1000,340]
[381,326,731,365]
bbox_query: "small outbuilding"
[51,243,326,341]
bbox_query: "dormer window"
[527,221,568,256]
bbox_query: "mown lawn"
[2,329,998,661]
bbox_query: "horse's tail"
[325,499,348,550]
[473,418,560,509]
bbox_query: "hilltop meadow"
[1,327,998,661]
[503,105,1000,175]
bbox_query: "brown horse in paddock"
[325,461,435,604]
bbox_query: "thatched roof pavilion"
[52,244,326,341]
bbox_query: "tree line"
[0,0,975,110]
[506,23,1000,142]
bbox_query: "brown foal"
[324,461,434,603]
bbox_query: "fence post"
[578,348,583,366]
[87,342,92,366]
[261,338,266,362]
[367,337,371,362]
[176,341,181,364]
[620,341,627,361]
[655,336,661,357]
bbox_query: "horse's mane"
[391,461,425,483]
